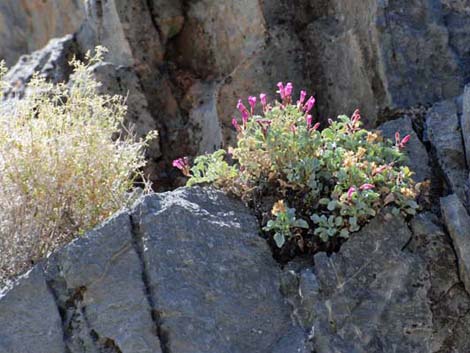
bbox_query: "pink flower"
[306,114,313,128]
[399,134,411,148]
[242,111,249,126]
[347,186,356,200]
[232,117,241,132]
[304,96,316,113]
[277,82,285,100]
[298,90,307,105]
[248,96,257,115]
[359,183,375,191]
[328,118,334,125]
[395,132,401,145]
[312,122,321,131]
[260,93,267,109]
[172,157,191,177]
[237,99,249,115]
[285,82,293,98]
[290,124,297,134]
[395,132,411,149]
[351,109,361,124]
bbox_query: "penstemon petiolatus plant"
[173,82,421,256]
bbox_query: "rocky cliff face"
[3,2,470,352]
[2,187,470,353]
[4,0,470,187]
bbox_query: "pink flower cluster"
[347,183,375,200]
[346,109,361,132]
[395,132,411,149]
[232,82,319,135]
[172,157,190,176]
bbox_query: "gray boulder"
[44,212,162,353]
[0,0,84,66]
[0,187,306,353]
[461,84,470,167]
[0,266,66,353]
[441,194,470,295]
[3,35,80,97]
[131,187,301,353]
[281,209,470,353]
[426,98,468,202]
[310,213,432,353]
[281,196,470,353]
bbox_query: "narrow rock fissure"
[44,272,74,353]
[45,262,99,352]
[144,0,164,44]
[129,213,171,353]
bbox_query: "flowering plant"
[174,82,418,256]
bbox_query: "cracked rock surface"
[2,186,470,352]
[1,187,307,353]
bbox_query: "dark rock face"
[441,194,470,295]
[0,187,307,353]
[44,212,162,353]
[426,97,469,203]
[5,0,470,186]
[293,213,433,353]
[4,2,470,352]
[281,210,470,353]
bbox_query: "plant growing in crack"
[174,82,421,259]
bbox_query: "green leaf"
[273,232,286,248]
[292,219,309,229]
[327,200,337,211]
[335,216,343,226]
[311,214,321,223]
[327,228,337,237]
[339,229,349,238]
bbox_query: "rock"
[0,266,66,353]
[409,211,470,352]
[131,187,302,353]
[279,210,470,352]
[3,35,80,97]
[44,212,162,353]
[440,194,470,295]
[89,62,161,159]
[0,187,307,352]
[7,0,470,186]
[282,212,434,353]
[148,0,184,45]
[462,84,470,167]
[172,0,266,77]
[0,0,84,66]
[426,98,468,202]
[379,116,431,182]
